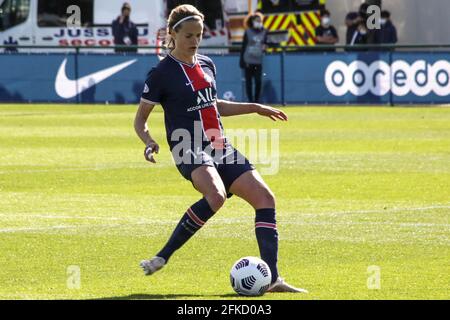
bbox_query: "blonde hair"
[165,4,205,50]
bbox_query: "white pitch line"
[282,221,450,227]
[0,204,448,223]
[316,204,450,217]
[0,213,133,221]
[0,204,450,223]
[0,204,449,234]
[0,222,146,233]
[0,225,78,233]
[0,164,153,175]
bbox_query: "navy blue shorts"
[174,144,255,197]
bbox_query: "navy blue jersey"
[141,54,225,150]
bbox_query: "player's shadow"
[96,293,240,300]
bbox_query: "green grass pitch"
[0,104,448,300]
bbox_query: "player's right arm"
[134,100,160,163]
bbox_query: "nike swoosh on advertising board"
[55,58,137,99]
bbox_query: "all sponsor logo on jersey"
[197,87,214,104]
[325,60,450,97]
[187,87,216,112]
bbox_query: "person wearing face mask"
[345,11,360,46]
[112,2,138,53]
[347,5,369,52]
[240,12,268,103]
[349,22,369,49]
[380,10,398,45]
[315,10,339,52]
[357,1,383,45]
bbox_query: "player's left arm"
[216,99,288,121]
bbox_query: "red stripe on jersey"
[181,63,210,91]
[181,60,224,149]
[200,107,225,149]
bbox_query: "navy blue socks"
[255,208,279,283]
[156,201,279,285]
[157,198,215,262]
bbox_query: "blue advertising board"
[0,51,449,104]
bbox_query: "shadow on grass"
[96,293,242,300]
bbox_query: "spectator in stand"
[346,4,370,50]
[315,9,339,51]
[350,22,368,47]
[112,2,138,53]
[380,10,398,44]
[358,2,382,45]
[240,12,268,103]
[345,24,368,53]
[345,11,359,45]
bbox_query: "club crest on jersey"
[204,73,213,83]
[143,84,149,93]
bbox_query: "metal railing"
[1,43,450,51]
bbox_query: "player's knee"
[206,191,227,212]
[258,188,276,208]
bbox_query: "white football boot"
[267,277,309,293]
[140,256,166,276]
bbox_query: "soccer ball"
[222,90,236,101]
[230,256,272,296]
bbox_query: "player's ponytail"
[166,4,205,50]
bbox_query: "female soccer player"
[134,4,306,293]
